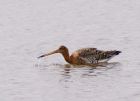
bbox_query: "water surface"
[0,0,140,101]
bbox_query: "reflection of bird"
[38,45,121,66]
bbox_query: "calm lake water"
[0,0,140,101]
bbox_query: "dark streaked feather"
[76,48,121,64]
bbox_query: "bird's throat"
[61,51,71,64]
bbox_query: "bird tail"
[99,50,121,61]
[106,50,121,57]
[113,51,121,55]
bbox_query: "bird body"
[38,45,121,66]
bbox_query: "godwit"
[38,45,121,66]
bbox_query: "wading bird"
[38,45,121,66]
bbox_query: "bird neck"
[61,50,71,64]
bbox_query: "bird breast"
[70,52,80,64]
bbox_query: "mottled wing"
[76,48,98,64]
[76,48,120,64]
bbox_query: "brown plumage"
[38,45,121,66]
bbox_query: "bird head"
[58,45,68,53]
[38,45,68,58]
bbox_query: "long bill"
[38,49,59,58]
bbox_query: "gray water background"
[0,0,140,101]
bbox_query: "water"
[0,0,140,101]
